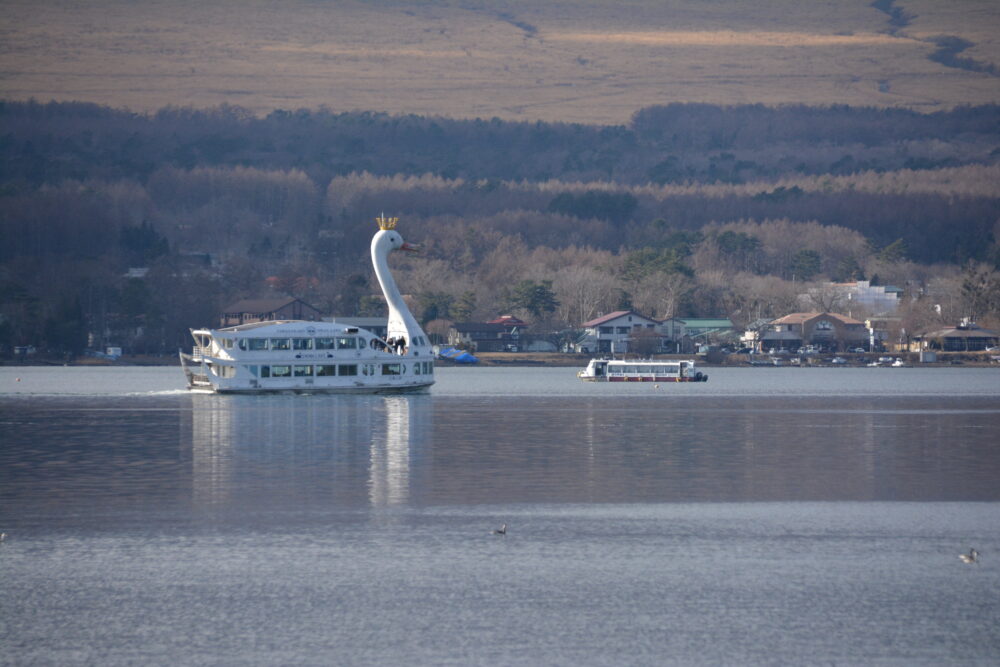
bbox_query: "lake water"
[2,365,999,665]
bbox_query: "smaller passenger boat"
[578,358,708,382]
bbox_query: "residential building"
[448,317,525,352]
[804,280,902,316]
[220,297,322,327]
[678,318,735,345]
[914,321,999,351]
[577,310,662,354]
[487,315,527,328]
[760,312,868,352]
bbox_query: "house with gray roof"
[914,321,999,351]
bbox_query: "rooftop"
[771,312,864,326]
[581,310,658,328]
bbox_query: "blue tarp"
[437,347,479,364]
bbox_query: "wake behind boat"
[179,215,435,394]
[578,358,708,382]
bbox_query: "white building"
[805,280,902,316]
[576,310,663,354]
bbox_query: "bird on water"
[493,523,507,536]
[959,548,980,564]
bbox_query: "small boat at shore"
[179,215,435,394]
[578,358,708,382]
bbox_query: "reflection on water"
[369,397,414,507]
[1,385,999,528]
[184,394,431,511]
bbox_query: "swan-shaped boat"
[179,215,435,393]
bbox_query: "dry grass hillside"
[2,0,998,124]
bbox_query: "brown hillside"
[2,0,998,124]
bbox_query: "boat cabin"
[579,358,707,382]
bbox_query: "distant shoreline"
[6,352,995,368]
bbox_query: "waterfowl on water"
[959,548,980,564]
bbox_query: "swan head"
[374,229,419,255]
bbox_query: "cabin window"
[337,337,358,350]
[248,338,268,351]
[339,364,358,376]
[237,339,248,351]
[315,337,336,350]
[211,364,235,378]
[270,365,291,378]
[292,338,313,351]
[316,365,336,377]
[617,327,630,334]
[260,366,271,378]
[270,338,291,351]
[293,365,312,377]
[382,363,402,375]
[245,365,259,377]
[599,326,613,335]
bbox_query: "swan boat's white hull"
[180,354,433,394]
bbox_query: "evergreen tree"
[508,280,559,318]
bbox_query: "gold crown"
[376,213,399,231]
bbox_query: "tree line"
[4,100,998,187]
[1,99,998,357]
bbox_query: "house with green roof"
[678,318,736,343]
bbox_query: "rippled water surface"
[1,366,999,664]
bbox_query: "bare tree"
[552,265,622,326]
[802,282,847,313]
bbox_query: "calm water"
[1,365,999,665]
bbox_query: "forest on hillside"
[1,100,999,356]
